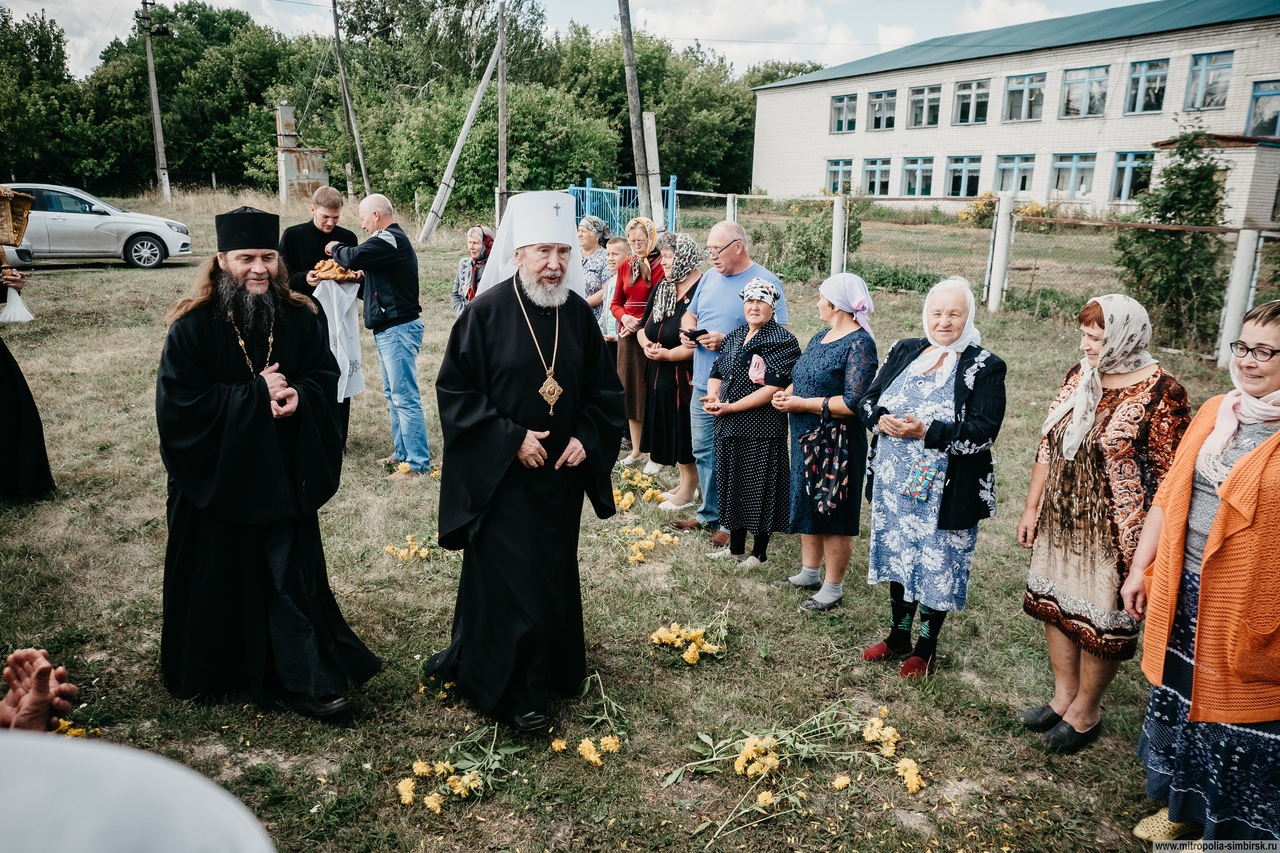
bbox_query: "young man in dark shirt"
[278,186,359,297]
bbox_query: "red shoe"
[899,655,936,678]
[861,641,913,662]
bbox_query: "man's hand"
[271,387,299,418]
[324,240,340,257]
[697,330,724,351]
[518,430,551,468]
[555,437,586,470]
[2,267,23,290]
[305,270,321,288]
[260,363,289,399]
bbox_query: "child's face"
[606,245,626,274]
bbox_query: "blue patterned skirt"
[1137,568,1280,840]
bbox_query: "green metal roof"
[756,0,1280,90]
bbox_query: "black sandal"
[1041,719,1100,754]
[1016,704,1063,732]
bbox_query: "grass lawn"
[1,191,1233,852]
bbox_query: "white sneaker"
[659,498,696,511]
[620,453,644,466]
[707,548,744,560]
[739,556,769,570]
[642,460,664,476]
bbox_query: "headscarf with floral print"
[651,234,702,322]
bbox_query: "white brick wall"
[751,18,1280,226]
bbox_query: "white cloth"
[819,272,874,339]
[0,287,33,323]
[312,279,365,401]
[477,191,585,298]
[1041,293,1156,461]
[1196,359,1280,481]
[906,276,981,390]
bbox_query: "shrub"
[845,258,938,293]
[748,203,862,284]
[1002,287,1088,321]
[956,192,998,229]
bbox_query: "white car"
[3,183,191,269]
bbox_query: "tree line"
[0,1,821,212]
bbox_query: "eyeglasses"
[705,238,741,257]
[1229,341,1278,362]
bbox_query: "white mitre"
[476,190,586,297]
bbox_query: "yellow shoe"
[1133,807,1199,841]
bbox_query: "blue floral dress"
[788,328,878,536]
[866,367,979,612]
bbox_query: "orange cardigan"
[1141,395,1280,724]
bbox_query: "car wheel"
[124,234,166,269]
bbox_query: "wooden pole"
[496,1,507,223]
[139,0,171,203]
[418,40,501,243]
[331,0,370,197]
[617,0,651,218]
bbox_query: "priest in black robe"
[1,268,55,502]
[156,207,380,720]
[424,191,624,731]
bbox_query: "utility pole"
[137,0,171,203]
[331,0,370,197]
[496,1,507,223]
[617,0,651,218]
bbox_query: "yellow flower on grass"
[600,735,620,754]
[578,738,604,767]
[619,493,635,510]
[639,540,655,551]
[862,718,885,742]
[437,691,448,700]
[896,758,926,793]
[628,553,645,564]
[550,738,568,753]
[461,771,482,794]
[682,646,700,665]
[396,778,416,805]
[384,544,397,554]
[700,642,721,654]
[756,790,775,807]
[832,774,852,791]
[445,775,467,796]
[423,792,444,814]
[412,760,431,777]
[397,462,412,474]
[879,705,889,719]
[432,761,454,776]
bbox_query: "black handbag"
[799,398,851,515]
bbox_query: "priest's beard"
[518,267,569,309]
[217,269,283,336]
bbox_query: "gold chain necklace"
[513,279,563,414]
[229,312,274,378]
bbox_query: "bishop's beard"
[217,268,284,336]
[517,268,569,309]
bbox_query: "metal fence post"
[1218,228,1261,368]
[585,178,593,217]
[986,194,1016,312]
[830,194,847,278]
[667,175,677,232]
[726,193,738,222]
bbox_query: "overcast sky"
[9,0,1152,80]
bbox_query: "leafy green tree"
[738,60,823,90]
[1114,123,1228,348]
[0,9,83,184]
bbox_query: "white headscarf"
[819,272,874,339]
[1041,294,1156,461]
[1195,347,1280,483]
[906,276,981,389]
[476,191,585,298]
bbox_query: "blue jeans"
[374,319,431,472]
[690,388,719,528]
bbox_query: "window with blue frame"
[869,90,897,130]
[830,94,857,133]
[1125,59,1168,114]
[827,159,855,193]
[1062,66,1108,117]
[954,79,990,124]
[902,157,933,196]
[996,155,1035,194]
[1004,73,1046,121]
[1185,52,1232,111]
[863,159,891,195]
[1247,81,1280,137]
[1052,153,1097,199]
[908,85,941,127]
[946,156,982,197]
[1112,152,1154,201]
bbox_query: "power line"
[75,0,126,77]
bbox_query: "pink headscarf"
[819,273,874,339]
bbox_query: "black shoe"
[508,710,548,732]
[799,595,842,612]
[286,693,354,720]
[771,577,822,591]
[1041,719,1101,754]
[1016,704,1063,732]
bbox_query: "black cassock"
[0,335,55,502]
[156,300,381,701]
[425,277,624,719]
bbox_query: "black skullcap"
[215,207,279,252]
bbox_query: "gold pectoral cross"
[539,370,564,415]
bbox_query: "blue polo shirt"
[687,263,788,389]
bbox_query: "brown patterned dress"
[1023,364,1190,660]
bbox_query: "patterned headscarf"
[907,276,981,389]
[1041,294,1156,461]
[650,233,702,322]
[819,272,874,339]
[626,217,658,286]
[466,225,494,302]
[1196,303,1280,482]
[739,277,781,308]
[578,215,610,247]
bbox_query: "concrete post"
[830,194,847,278]
[986,193,1016,313]
[1218,228,1261,368]
[726,193,738,222]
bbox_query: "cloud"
[876,24,917,54]
[955,0,1062,33]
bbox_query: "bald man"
[327,194,430,480]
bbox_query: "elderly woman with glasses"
[1018,295,1190,754]
[1118,300,1280,842]
[450,225,494,316]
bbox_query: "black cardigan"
[858,338,1007,530]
